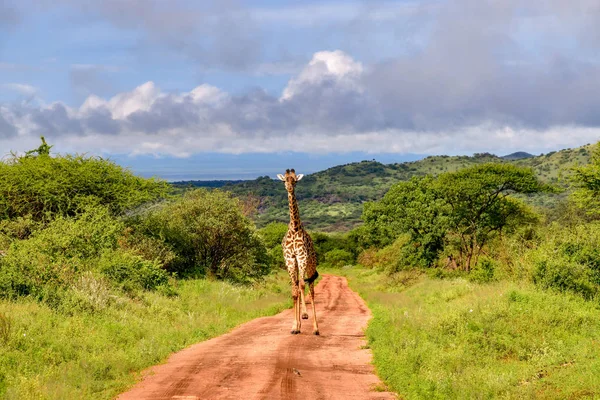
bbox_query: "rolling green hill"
[172,144,594,232]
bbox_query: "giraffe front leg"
[291,280,300,334]
[299,278,309,320]
[286,257,301,335]
[309,283,319,335]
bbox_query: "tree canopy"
[362,163,552,270]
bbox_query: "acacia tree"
[435,164,548,270]
[362,163,551,271]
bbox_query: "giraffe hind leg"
[309,282,319,335]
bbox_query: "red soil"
[117,274,396,400]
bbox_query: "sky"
[1,0,599,179]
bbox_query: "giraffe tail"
[305,271,319,285]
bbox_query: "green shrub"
[533,259,596,299]
[469,256,498,283]
[530,222,600,299]
[0,142,168,221]
[0,215,40,248]
[571,142,600,216]
[258,222,288,248]
[258,222,288,270]
[0,206,122,298]
[0,206,172,304]
[266,246,285,270]
[357,235,419,273]
[312,231,356,264]
[98,250,169,292]
[323,249,354,268]
[131,189,270,282]
[118,227,177,270]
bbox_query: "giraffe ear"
[296,174,304,181]
[277,174,286,181]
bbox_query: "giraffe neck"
[287,189,302,232]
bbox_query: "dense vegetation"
[338,267,600,399]
[0,139,291,398]
[2,136,600,399]
[174,144,592,231]
[360,164,552,271]
[353,143,600,293]
[318,142,600,399]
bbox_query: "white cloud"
[281,50,363,100]
[0,49,599,157]
[105,81,161,119]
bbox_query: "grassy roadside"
[0,272,292,400]
[337,267,600,399]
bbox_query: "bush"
[118,227,177,270]
[0,206,172,305]
[312,231,356,265]
[469,256,498,283]
[0,215,40,248]
[98,250,169,293]
[0,206,122,298]
[0,142,168,221]
[533,259,596,299]
[258,222,288,270]
[323,249,354,268]
[131,189,270,282]
[530,223,600,299]
[356,235,414,273]
[258,222,288,248]
[357,248,378,268]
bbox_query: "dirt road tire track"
[117,274,395,400]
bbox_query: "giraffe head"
[277,169,304,192]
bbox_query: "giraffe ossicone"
[279,168,319,335]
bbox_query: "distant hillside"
[502,151,534,160]
[174,144,594,232]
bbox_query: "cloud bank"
[2,49,600,156]
[1,0,600,156]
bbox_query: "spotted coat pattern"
[278,169,319,335]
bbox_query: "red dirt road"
[117,274,396,400]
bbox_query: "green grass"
[339,267,600,399]
[0,272,292,399]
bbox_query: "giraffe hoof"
[313,330,320,336]
[302,313,309,320]
[291,330,300,335]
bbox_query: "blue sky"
[1,0,599,179]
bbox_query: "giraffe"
[277,169,319,335]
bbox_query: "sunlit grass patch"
[340,267,600,399]
[0,272,291,399]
